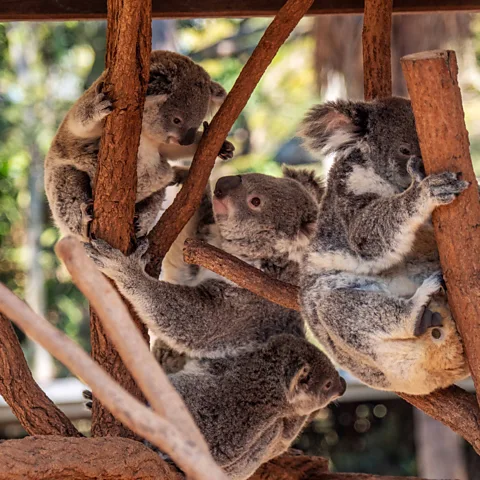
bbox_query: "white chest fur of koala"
[45,50,232,240]
[299,97,470,395]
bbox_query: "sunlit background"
[0,15,479,478]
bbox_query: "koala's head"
[142,51,226,146]
[263,335,345,415]
[299,97,421,190]
[212,168,324,262]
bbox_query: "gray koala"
[83,168,346,478]
[298,96,470,395]
[45,50,234,240]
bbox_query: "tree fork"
[362,0,393,100]
[0,313,81,437]
[90,0,152,437]
[401,50,480,406]
[146,0,315,277]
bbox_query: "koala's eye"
[250,197,261,207]
[431,328,443,340]
[173,117,182,125]
[399,146,411,156]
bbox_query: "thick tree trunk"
[401,50,480,405]
[362,0,393,100]
[89,0,152,437]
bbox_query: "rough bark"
[0,283,228,480]
[146,0,315,277]
[56,237,209,454]
[90,0,152,437]
[250,452,328,479]
[362,0,393,100]
[182,239,480,454]
[401,50,480,406]
[0,313,81,437]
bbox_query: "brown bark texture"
[401,50,480,406]
[362,0,393,100]
[182,238,480,454]
[89,0,152,437]
[145,0,315,277]
[0,312,81,437]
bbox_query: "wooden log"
[1,0,480,22]
[0,313,81,437]
[146,0,315,277]
[0,283,228,480]
[401,50,480,406]
[183,239,480,454]
[89,0,152,437]
[362,0,393,100]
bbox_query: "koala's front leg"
[68,78,113,139]
[46,165,93,240]
[84,238,234,358]
[345,157,469,273]
[134,189,166,238]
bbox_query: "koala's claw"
[407,156,426,183]
[93,93,113,121]
[422,171,470,206]
[414,308,443,336]
[80,200,94,240]
[218,140,235,161]
[83,389,93,411]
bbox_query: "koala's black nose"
[214,175,242,198]
[179,127,197,146]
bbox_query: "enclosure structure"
[1,0,480,479]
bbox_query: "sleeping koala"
[298,96,470,395]
[84,167,323,358]
[45,50,234,241]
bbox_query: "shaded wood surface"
[89,0,152,437]
[1,0,480,21]
[183,238,480,454]
[0,313,81,437]
[402,50,480,407]
[146,0,315,276]
[362,0,393,100]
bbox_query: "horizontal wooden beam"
[1,0,480,21]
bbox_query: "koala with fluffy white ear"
[84,168,323,359]
[45,50,234,241]
[298,96,470,395]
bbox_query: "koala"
[84,335,345,480]
[298,96,470,395]
[45,50,234,240]
[84,167,324,359]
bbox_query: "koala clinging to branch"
[45,50,234,240]
[299,97,470,395]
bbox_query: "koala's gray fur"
[83,168,347,478]
[45,50,233,240]
[298,96,470,395]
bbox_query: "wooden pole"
[401,50,480,406]
[146,0,315,277]
[89,0,152,437]
[362,0,393,100]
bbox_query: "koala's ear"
[209,81,227,112]
[287,362,311,400]
[298,100,369,156]
[282,167,325,203]
[147,61,177,96]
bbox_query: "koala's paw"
[218,140,235,161]
[92,81,113,122]
[134,213,153,239]
[82,389,93,411]
[421,171,470,206]
[79,200,94,241]
[407,156,426,183]
[412,272,444,337]
[83,238,126,276]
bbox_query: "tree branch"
[182,238,480,454]
[55,236,209,454]
[362,0,393,100]
[0,313,81,437]
[89,0,152,437]
[146,0,315,277]
[0,283,228,480]
[401,50,480,407]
